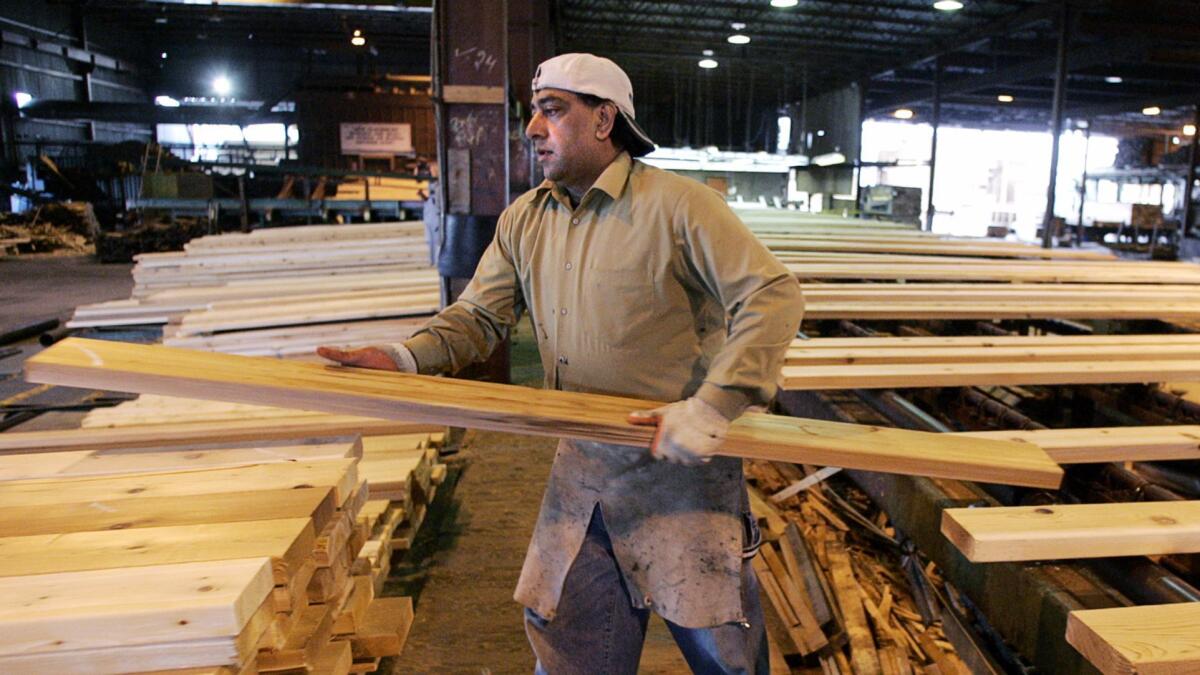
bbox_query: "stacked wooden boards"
[25,338,1063,488]
[782,333,1200,389]
[68,222,440,343]
[0,399,444,673]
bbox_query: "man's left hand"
[627,397,730,465]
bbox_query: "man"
[319,53,803,673]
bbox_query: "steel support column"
[924,57,941,232]
[1183,104,1200,238]
[1076,122,1090,246]
[1041,1,1070,249]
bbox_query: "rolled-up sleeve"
[403,211,524,375]
[675,187,804,419]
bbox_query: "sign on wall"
[339,123,413,154]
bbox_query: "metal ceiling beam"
[563,18,932,51]
[867,35,1148,114]
[19,100,294,125]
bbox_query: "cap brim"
[619,111,656,157]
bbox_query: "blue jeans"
[524,508,769,674]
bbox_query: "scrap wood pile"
[0,395,445,674]
[0,202,97,254]
[68,222,439,355]
[746,460,970,675]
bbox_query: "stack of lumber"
[795,283,1200,320]
[332,177,427,203]
[0,438,424,673]
[747,460,971,674]
[67,223,439,355]
[25,338,1063,489]
[782,333,1200,389]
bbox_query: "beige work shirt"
[403,152,804,627]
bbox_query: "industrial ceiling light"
[997,94,1014,103]
[1142,105,1161,116]
[1105,76,1123,84]
[770,0,798,7]
[351,29,366,46]
[731,22,746,30]
[728,34,750,44]
[211,75,232,96]
[160,51,168,59]
[13,92,32,109]
[698,58,719,69]
[893,108,914,119]
[1185,124,1197,136]
[933,0,964,11]
[154,95,180,107]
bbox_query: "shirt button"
[560,308,568,316]
[558,356,568,365]
[643,595,653,606]
[571,217,579,225]
[565,262,573,270]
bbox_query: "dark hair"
[575,92,634,152]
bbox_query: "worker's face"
[526,89,617,185]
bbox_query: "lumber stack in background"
[68,222,439,342]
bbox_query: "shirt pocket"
[579,264,659,352]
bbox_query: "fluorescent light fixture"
[160,51,168,59]
[212,75,232,96]
[1105,76,1123,84]
[154,95,181,107]
[1184,124,1197,136]
[893,108,914,119]
[1142,105,1161,116]
[351,28,365,46]
[997,94,1014,103]
[813,152,846,166]
[770,0,798,7]
[731,22,746,30]
[933,0,964,10]
[702,49,714,56]
[698,58,719,69]
[14,92,32,109]
[728,34,750,44]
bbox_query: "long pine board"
[781,359,1200,390]
[1066,603,1200,675]
[0,417,438,453]
[959,426,1200,464]
[941,501,1200,562]
[0,459,358,509]
[25,339,1062,488]
[0,517,315,578]
[0,558,272,656]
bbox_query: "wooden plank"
[788,333,1200,350]
[0,518,315,578]
[25,339,1063,488]
[781,359,1200,390]
[0,459,358,509]
[941,501,1200,562]
[350,597,414,659]
[0,558,273,655]
[0,418,438,453]
[0,486,335,538]
[786,343,1200,366]
[959,425,1200,464]
[30,440,360,480]
[825,537,881,675]
[1066,602,1200,675]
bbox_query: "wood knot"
[197,585,214,592]
[1033,507,1054,514]
[1152,515,1178,526]
[126,487,146,494]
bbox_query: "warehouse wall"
[0,3,149,166]
[792,85,861,199]
[294,91,435,169]
[671,169,788,203]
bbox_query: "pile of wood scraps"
[782,333,1200,389]
[747,460,971,674]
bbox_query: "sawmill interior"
[3,0,1200,673]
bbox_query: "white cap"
[532,53,656,157]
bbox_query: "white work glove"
[316,343,418,373]
[627,397,730,466]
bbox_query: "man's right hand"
[316,345,417,373]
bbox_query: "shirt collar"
[535,152,632,205]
